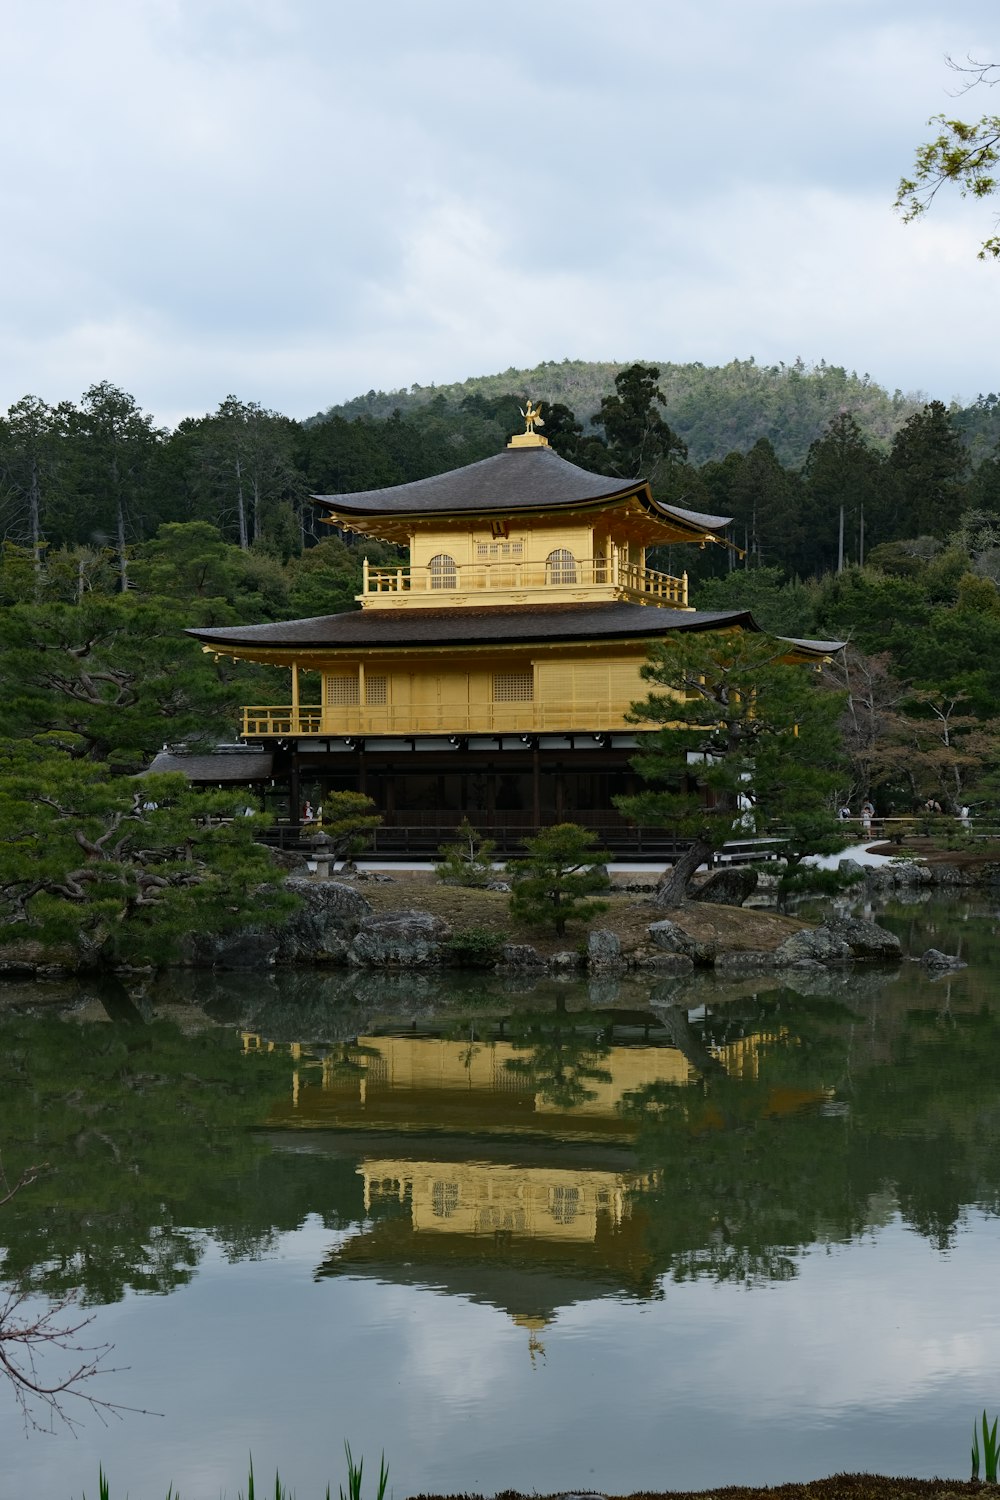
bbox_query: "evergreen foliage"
[436,818,498,887]
[443,926,505,967]
[617,632,848,903]
[320,357,924,467]
[590,363,688,479]
[0,737,294,968]
[508,824,610,936]
[314,792,382,864]
[0,593,243,759]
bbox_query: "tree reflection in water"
[3,897,1000,1420]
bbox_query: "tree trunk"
[652,1002,726,1077]
[29,458,42,573]
[654,837,714,907]
[252,474,262,547]
[235,454,249,550]
[116,498,128,594]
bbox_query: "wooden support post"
[532,742,541,831]
[289,747,301,830]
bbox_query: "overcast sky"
[3,0,999,429]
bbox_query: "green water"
[2,893,999,1497]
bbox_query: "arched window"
[546,548,577,585]
[429,553,457,589]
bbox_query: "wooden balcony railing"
[362,555,688,607]
[244,698,634,738]
[244,707,323,736]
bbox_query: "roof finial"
[508,398,549,448]
[521,400,544,434]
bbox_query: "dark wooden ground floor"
[256,737,670,856]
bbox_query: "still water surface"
[1,894,999,1498]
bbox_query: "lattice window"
[366,674,388,706]
[476,540,524,557]
[476,1206,526,1232]
[546,547,577,584]
[325,674,359,706]
[551,1185,580,1225]
[432,1181,459,1219]
[429,553,457,588]
[493,670,533,702]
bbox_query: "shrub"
[317,791,382,863]
[444,926,505,967]
[509,823,610,937]
[436,818,498,887]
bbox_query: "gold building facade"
[189,420,835,849]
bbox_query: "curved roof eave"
[187,604,761,654]
[311,443,731,535]
[776,635,846,658]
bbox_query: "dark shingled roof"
[146,749,274,782]
[189,603,761,653]
[315,445,731,533]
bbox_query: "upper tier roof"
[314,444,731,535]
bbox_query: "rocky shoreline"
[167,847,995,975]
[172,875,904,975]
[1,850,987,980]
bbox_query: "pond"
[2,893,1000,1499]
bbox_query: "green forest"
[6,360,1000,575]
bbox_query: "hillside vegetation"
[319,357,932,467]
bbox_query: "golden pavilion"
[189,416,836,850]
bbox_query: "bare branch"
[0,1160,160,1430]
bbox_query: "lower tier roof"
[191,602,757,652]
[189,603,843,659]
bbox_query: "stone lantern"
[308,829,335,880]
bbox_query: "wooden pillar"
[291,662,299,733]
[289,746,301,829]
[532,742,541,831]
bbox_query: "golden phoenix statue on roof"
[519,400,545,434]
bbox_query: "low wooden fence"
[256,820,789,864]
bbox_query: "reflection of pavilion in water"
[366,1158,629,1241]
[247,1022,796,1329]
[247,1028,773,1142]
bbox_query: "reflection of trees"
[620,979,1000,1285]
[503,994,613,1109]
[6,919,1000,1325]
[0,1010,297,1301]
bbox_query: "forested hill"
[317,358,934,467]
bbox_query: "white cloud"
[2,0,998,425]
